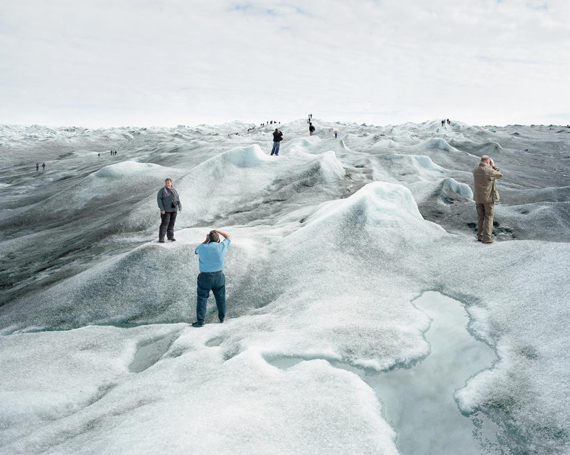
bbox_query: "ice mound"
[306,182,424,227]
[377,154,444,182]
[93,161,164,178]
[410,177,474,205]
[470,141,504,156]
[39,162,179,215]
[123,145,345,231]
[296,182,446,251]
[411,138,457,153]
[217,144,270,168]
[283,136,322,152]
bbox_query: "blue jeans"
[196,272,226,324]
[271,142,280,155]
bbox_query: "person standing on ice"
[334,130,338,139]
[157,178,182,243]
[271,128,283,156]
[473,155,503,244]
[309,122,315,136]
[42,163,45,170]
[192,229,232,327]
[35,162,39,171]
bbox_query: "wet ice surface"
[373,292,498,455]
[269,291,499,455]
[0,120,569,454]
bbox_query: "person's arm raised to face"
[214,229,232,239]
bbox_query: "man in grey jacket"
[473,155,503,244]
[157,178,182,243]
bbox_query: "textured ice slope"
[0,120,569,455]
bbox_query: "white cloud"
[0,0,568,126]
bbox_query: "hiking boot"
[219,318,225,323]
[158,239,165,243]
[482,240,494,244]
[168,238,176,242]
[192,322,204,328]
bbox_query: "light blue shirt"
[195,238,231,272]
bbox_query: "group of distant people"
[35,162,45,171]
[441,119,451,126]
[97,150,118,157]
[261,121,280,127]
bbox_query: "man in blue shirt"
[192,229,232,327]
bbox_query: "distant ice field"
[0,119,569,455]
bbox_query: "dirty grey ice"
[0,120,569,455]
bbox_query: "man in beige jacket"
[473,155,503,243]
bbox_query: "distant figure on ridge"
[157,178,182,243]
[98,153,100,157]
[192,229,232,327]
[447,119,451,125]
[42,163,45,170]
[473,155,503,244]
[271,128,283,156]
[309,122,315,136]
[441,120,445,127]
[334,130,338,139]
[35,162,39,171]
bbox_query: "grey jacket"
[157,187,182,212]
[473,164,503,204]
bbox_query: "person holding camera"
[157,178,182,243]
[473,155,503,244]
[192,229,232,327]
[271,128,283,156]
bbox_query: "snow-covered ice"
[0,119,569,454]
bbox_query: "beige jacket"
[473,164,503,204]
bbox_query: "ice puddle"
[268,291,499,455]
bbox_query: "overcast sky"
[0,0,568,127]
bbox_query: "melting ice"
[0,120,569,455]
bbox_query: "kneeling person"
[192,229,232,327]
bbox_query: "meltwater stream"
[269,292,499,455]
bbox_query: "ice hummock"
[0,120,569,455]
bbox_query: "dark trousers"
[196,272,226,324]
[476,203,494,242]
[159,211,177,240]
